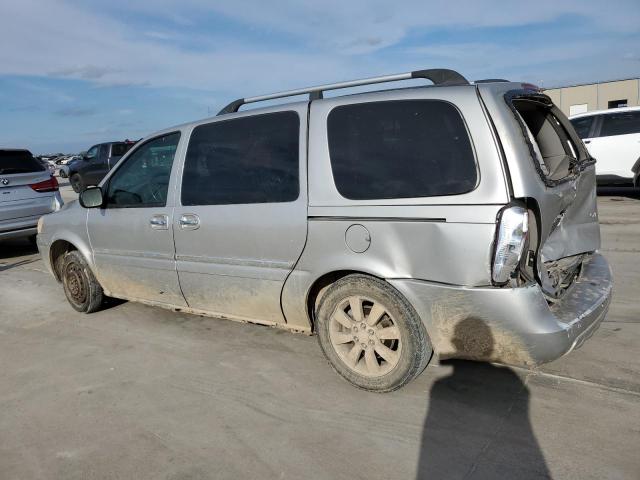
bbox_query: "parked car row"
[37,154,78,167]
[36,157,56,175]
[1,139,138,242]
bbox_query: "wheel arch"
[312,270,433,391]
[49,235,94,282]
[306,270,384,331]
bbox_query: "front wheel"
[316,275,432,392]
[61,250,104,313]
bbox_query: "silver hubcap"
[328,296,402,377]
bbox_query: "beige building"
[544,78,640,117]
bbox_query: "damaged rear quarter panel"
[478,84,601,262]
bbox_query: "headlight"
[492,206,529,285]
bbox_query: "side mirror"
[79,186,104,209]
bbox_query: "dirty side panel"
[283,84,510,330]
[281,204,501,330]
[390,252,612,366]
[173,104,310,326]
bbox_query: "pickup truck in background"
[65,140,138,193]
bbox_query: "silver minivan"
[1,149,63,241]
[37,69,612,391]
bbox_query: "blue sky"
[1,0,639,153]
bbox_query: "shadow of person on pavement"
[416,318,551,480]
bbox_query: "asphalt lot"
[1,184,639,480]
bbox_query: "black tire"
[70,174,83,193]
[316,274,432,392]
[61,250,104,313]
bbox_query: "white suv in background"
[570,106,640,187]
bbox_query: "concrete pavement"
[0,189,638,479]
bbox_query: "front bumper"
[36,234,55,277]
[389,253,612,367]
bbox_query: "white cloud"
[51,65,122,80]
[115,0,640,51]
[0,0,638,96]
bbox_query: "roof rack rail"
[218,68,469,115]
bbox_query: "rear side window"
[570,116,595,139]
[0,150,45,174]
[182,111,299,206]
[327,100,477,200]
[599,111,640,137]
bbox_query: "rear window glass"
[327,100,477,200]
[513,100,578,181]
[182,111,299,206]
[0,150,45,174]
[599,111,640,137]
[111,142,136,157]
[569,116,595,139]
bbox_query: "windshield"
[0,150,45,175]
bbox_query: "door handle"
[149,214,169,230]
[179,214,200,230]
[584,140,591,144]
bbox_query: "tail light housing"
[492,206,529,285]
[30,176,59,192]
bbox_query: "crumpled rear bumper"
[389,253,612,367]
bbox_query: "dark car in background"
[67,140,137,192]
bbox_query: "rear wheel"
[61,250,103,313]
[69,174,83,193]
[316,275,432,392]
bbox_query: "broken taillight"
[492,206,529,285]
[30,176,59,192]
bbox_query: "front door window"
[105,132,180,208]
